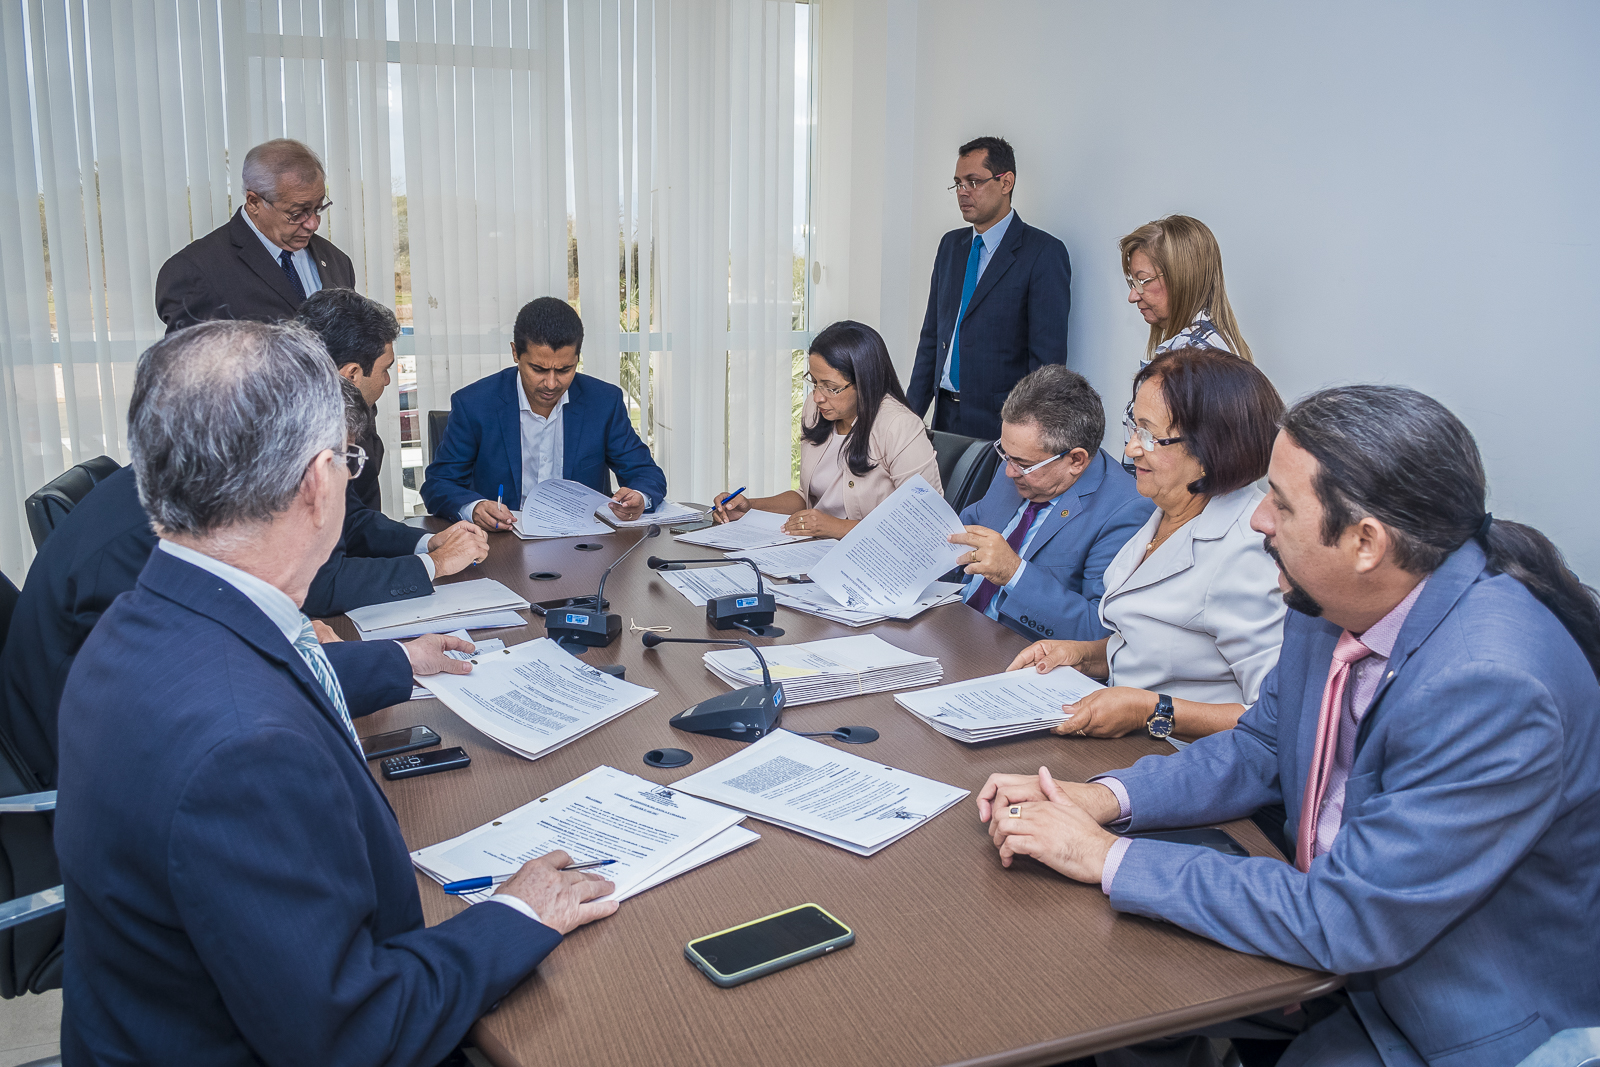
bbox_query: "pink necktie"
[1295,631,1373,872]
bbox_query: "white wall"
[816,0,1600,582]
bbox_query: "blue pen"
[718,487,747,509]
[495,483,505,530]
[441,859,616,896]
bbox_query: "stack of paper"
[420,637,658,760]
[514,479,614,539]
[671,731,968,856]
[808,475,967,613]
[411,631,508,699]
[347,578,530,640]
[675,509,811,551]
[701,634,941,706]
[894,664,1105,742]
[602,500,707,528]
[656,564,761,607]
[772,580,964,627]
[411,766,758,903]
[737,539,834,579]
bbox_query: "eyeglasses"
[333,444,367,479]
[992,440,1067,476]
[1125,272,1164,296]
[948,175,1007,193]
[804,373,853,397]
[1122,403,1184,452]
[262,195,333,225]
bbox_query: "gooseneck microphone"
[640,633,784,741]
[646,556,784,637]
[545,525,661,648]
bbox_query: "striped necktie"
[292,616,360,753]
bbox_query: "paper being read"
[808,475,966,613]
[518,478,614,537]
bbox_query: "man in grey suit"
[950,366,1152,642]
[155,138,354,333]
[979,385,1600,1066]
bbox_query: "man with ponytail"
[977,385,1600,1067]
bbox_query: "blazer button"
[848,480,855,488]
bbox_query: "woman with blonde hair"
[1120,215,1252,364]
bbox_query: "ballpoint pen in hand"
[711,487,746,520]
[440,859,616,896]
[496,484,505,530]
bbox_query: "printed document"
[772,580,964,627]
[411,632,505,699]
[671,730,968,855]
[701,633,942,706]
[411,766,754,902]
[515,479,615,539]
[894,665,1105,742]
[808,475,966,613]
[657,564,762,607]
[675,508,810,551]
[347,578,529,640]
[603,500,707,528]
[419,637,657,760]
[739,539,835,579]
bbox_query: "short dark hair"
[958,136,1016,180]
[295,288,400,375]
[338,376,375,442]
[800,320,911,478]
[1000,365,1104,455]
[1133,347,1282,497]
[513,297,584,356]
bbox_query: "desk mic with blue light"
[545,525,661,648]
[646,555,784,637]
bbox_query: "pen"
[717,487,746,509]
[440,859,616,896]
[496,484,504,531]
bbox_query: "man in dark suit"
[422,297,667,529]
[907,136,1072,441]
[949,367,1151,642]
[155,138,354,333]
[297,287,401,511]
[55,320,615,1064]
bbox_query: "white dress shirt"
[458,385,569,522]
[242,208,323,297]
[940,209,1015,392]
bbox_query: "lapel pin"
[1060,509,1070,518]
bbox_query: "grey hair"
[242,138,325,201]
[128,320,344,537]
[999,364,1106,455]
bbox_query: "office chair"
[426,410,451,466]
[930,430,1001,514]
[1516,1030,1600,1067]
[0,571,17,653]
[23,455,122,550]
[0,738,62,999]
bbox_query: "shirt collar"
[1356,577,1428,659]
[517,379,571,421]
[158,539,304,644]
[975,208,1015,250]
[242,206,297,263]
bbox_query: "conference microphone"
[545,525,661,648]
[646,556,784,637]
[640,633,785,741]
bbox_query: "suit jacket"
[420,369,667,517]
[155,208,355,333]
[960,449,1153,642]
[1106,541,1600,1066]
[0,471,429,787]
[1099,485,1285,705]
[55,548,562,1065]
[349,418,384,512]
[906,213,1072,440]
[797,395,941,518]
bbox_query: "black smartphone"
[381,747,471,780]
[685,904,854,988]
[1121,827,1248,858]
[359,725,442,761]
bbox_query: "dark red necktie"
[969,500,1045,615]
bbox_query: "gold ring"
[1007,805,1022,818]
[1076,729,1087,737]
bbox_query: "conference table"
[340,521,1339,1067]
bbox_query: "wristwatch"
[1146,693,1176,739]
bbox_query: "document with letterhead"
[894,664,1104,742]
[807,475,967,613]
[674,508,811,551]
[514,478,615,539]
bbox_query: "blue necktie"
[292,616,360,754]
[279,248,307,304]
[949,233,984,391]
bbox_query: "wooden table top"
[339,522,1338,1067]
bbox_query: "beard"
[1263,536,1325,618]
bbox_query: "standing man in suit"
[55,320,616,1064]
[155,138,354,333]
[422,297,667,529]
[949,367,1152,643]
[907,136,1071,440]
[978,385,1600,1066]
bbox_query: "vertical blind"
[0,0,810,581]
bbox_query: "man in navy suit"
[55,320,616,1065]
[949,367,1151,642]
[979,386,1600,1066]
[906,137,1072,441]
[422,296,667,530]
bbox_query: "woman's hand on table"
[1051,687,1159,739]
[783,509,851,539]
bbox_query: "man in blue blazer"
[979,386,1600,1066]
[422,296,667,529]
[949,367,1151,642]
[906,137,1072,441]
[55,320,615,1065]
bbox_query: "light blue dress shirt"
[941,208,1015,392]
[242,208,323,297]
[961,487,1063,621]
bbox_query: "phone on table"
[359,725,442,761]
[381,747,471,780]
[1120,827,1248,857]
[685,903,854,988]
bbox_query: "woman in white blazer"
[1008,348,1285,742]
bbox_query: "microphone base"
[706,594,777,632]
[669,684,785,742]
[545,609,622,648]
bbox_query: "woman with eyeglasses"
[1007,348,1285,744]
[1121,215,1252,366]
[714,320,940,539]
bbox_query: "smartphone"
[685,904,854,988]
[359,725,442,761]
[381,747,471,780]
[1121,827,1248,858]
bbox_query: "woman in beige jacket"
[715,320,941,539]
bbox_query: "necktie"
[969,499,1044,616]
[948,234,984,391]
[279,248,307,304]
[292,616,360,753]
[1295,631,1373,871]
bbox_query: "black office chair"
[930,430,1001,514]
[24,455,122,550]
[0,570,18,654]
[426,410,451,466]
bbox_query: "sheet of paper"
[772,579,964,627]
[896,665,1102,732]
[602,500,707,529]
[410,766,749,902]
[670,730,968,855]
[657,565,762,607]
[419,637,657,760]
[361,609,528,642]
[348,579,530,639]
[516,478,615,538]
[617,825,760,901]
[738,539,835,579]
[701,633,942,705]
[808,475,966,613]
[412,632,506,698]
[674,508,811,551]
